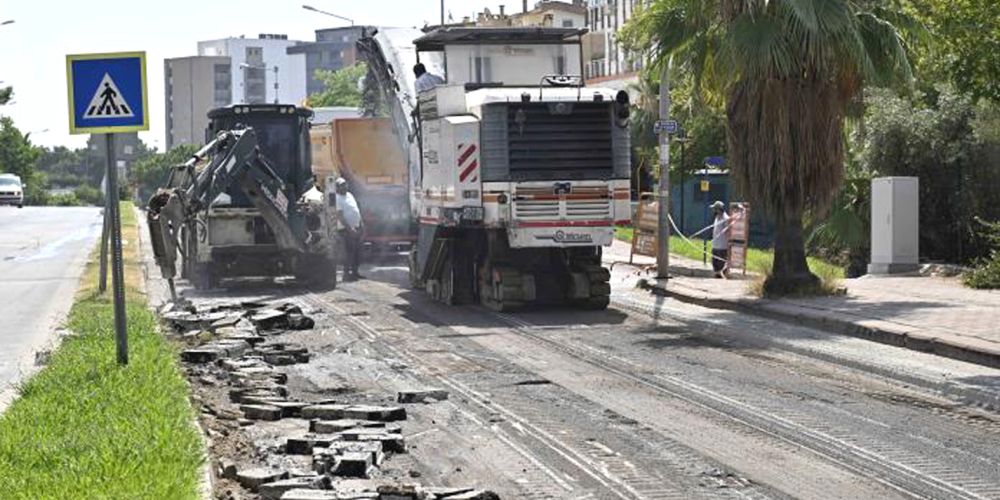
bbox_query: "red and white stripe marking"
[457,143,479,183]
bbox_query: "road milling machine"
[147,104,339,295]
[358,27,632,310]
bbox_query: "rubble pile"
[162,299,499,500]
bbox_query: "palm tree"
[620,0,913,294]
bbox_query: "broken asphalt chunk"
[397,389,449,404]
[281,490,372,500]
[236,467,289,491]
[376,485,421,499]
[331,451,373,478]
[301,404,349,420]
[259,475,330,500]
[229,386,288,403]
[218,459,238,480]
[180,348,220,364]
[341,405,407,422]
[310,419,361,434]
[286,435,337,455]
[241,404,284,421]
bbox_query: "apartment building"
[163,55,231,149]
[583,0,645,89]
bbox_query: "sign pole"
[67,51,146,366]
[98,192,110,293]
[105,133,128,365]
[656,57,672,279]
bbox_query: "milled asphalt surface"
[155,249,1000,499]
[0,206,101,410]
[308,258,1000,499]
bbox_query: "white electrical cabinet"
[868,176,920,275]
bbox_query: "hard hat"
[335,177,348,186]
[711,201,725,210]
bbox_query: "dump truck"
[358,27,631,310]
[310,117,414,251]
[147,104,338,294]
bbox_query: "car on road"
[0,174,24,208]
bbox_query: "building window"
[473,56,492,83]
[214,64,232,107]
[562,19,574,28]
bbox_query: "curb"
[639,280,1000,371]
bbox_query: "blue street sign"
[704,156,725,167]
[654,119,679,135]
[66,52,148,134]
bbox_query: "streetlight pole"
[301,5,354,25]
[441,0,445,26]
[656,57,673,280]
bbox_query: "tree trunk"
[764,208,819,296]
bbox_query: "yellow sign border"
[66,51,149,135]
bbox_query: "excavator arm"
[147,128,307,296]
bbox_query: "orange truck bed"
[310,118,413,245]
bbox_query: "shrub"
[964,219,1000,289]
[50,193,81,206]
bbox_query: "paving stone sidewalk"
[604,239,1000,368]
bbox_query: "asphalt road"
[0,206,101,407]
[166,251,1000,499]
[306,258,1000,499]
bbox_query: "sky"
[0,0,521,150]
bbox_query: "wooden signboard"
[728,202,750,274]
[630,193,660,262]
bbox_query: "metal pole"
[703,170,708,266]
[440,0,445,26]
[105,134,128,365]
[98,194,109,293]
[656,58,672,279]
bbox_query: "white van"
[0,174,24,208]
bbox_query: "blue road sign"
[66,52,148,134]
[654,119,679,135]
[704,156,725,167]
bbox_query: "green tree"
[307,63,367,108]
[0,116,46,205]
[0,86,11,106]
[908,0,1000,103]
[621,0,914,295]
[132,144,199,204]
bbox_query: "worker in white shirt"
[334,178,364,281]
[414,63,445,93]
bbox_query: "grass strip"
[614,225,844,281]
[0,203,203,499]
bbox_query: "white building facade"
[198,34,308,106]
[583,0,645,90]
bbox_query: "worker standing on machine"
[414,63,445,93]
[335,178,364,281]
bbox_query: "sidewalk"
[604,239,1000,368]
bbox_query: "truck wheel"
[581,296,610,310]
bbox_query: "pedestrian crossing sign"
[66,51,148,134]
